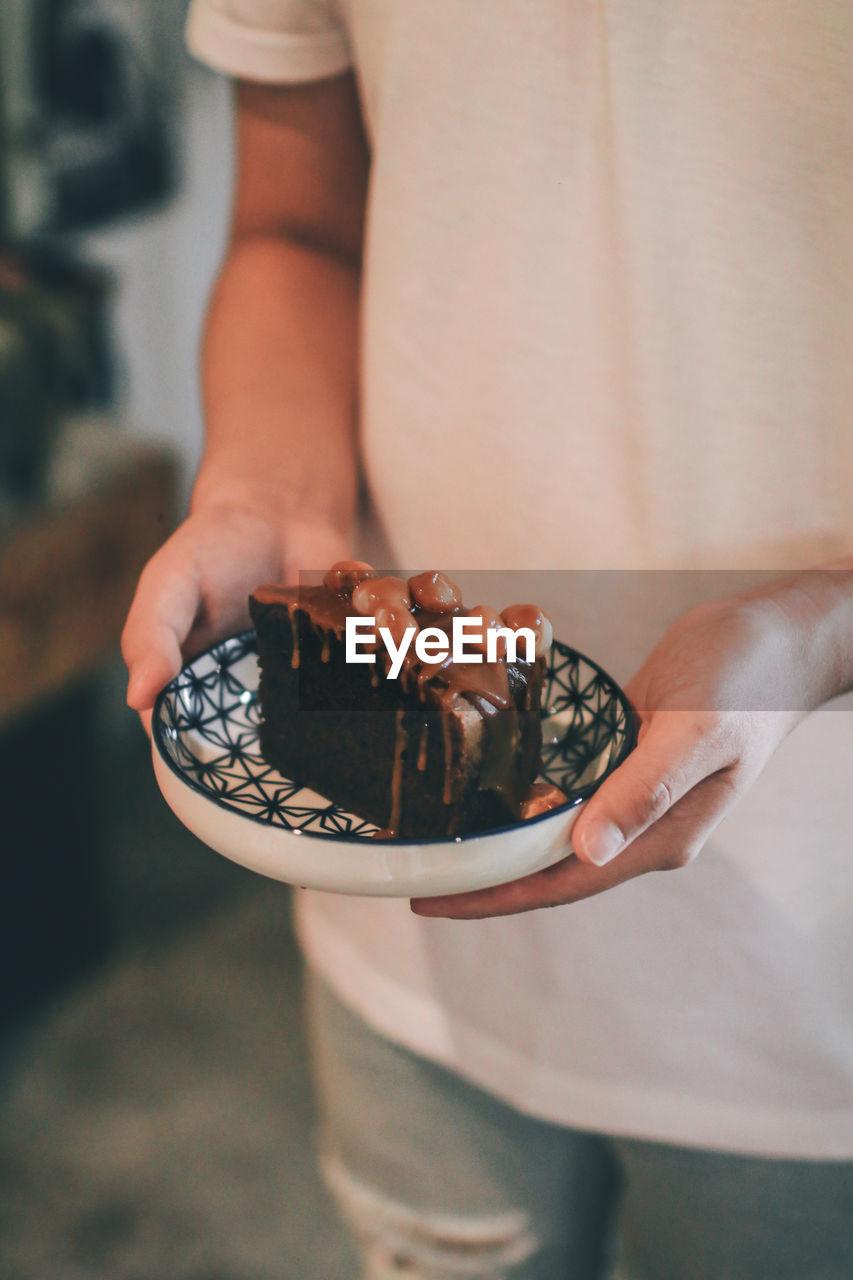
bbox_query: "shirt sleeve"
[185,0,352,83]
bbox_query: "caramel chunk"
[465,604,507,657]
[408,571,463,613]
[352,575,412,615]
[375,604,417,646]
[520,783,568,819]
[500,604,553,659]
[323,560,377,596]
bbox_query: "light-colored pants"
[304,973,853,1280]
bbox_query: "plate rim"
[151,629,637,847]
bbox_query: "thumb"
[571,713,717,866]
[122,543,202,712]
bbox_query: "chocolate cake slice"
[249,565,553,838]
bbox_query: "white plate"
[152,631,635,897]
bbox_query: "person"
[122,3,853,1276]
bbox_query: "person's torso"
[339,0,852,573]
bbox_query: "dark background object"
[41,0,175,230]
[0,678,109,1024]
[0,242,114,504]
[0,446,178,1024]
[0,0,175,238]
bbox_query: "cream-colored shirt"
[187,0,853,1156]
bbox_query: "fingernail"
[581,821,624,866]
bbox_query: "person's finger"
[570,711,734,867]
[155,521,353,663]
[412,770,738,919]
[412,853,616,919]
[122,511,353,713]
[121,543,202,711]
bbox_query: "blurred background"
[0,3,353,1275]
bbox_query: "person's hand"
[412,578,847,919]
[122,501,350,733]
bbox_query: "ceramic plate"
[152,632,636,897]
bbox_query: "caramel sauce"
[253,568,552,833]
[500,604,553,658]
[288,607,300,669]
[389,708,407,834]
[519,782,569,819]
[441,705,455,806]
[417,721,429,772]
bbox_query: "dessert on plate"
[249,564,564,838]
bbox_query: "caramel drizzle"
[417,722,429,772]
[288,609,300,670]
[255,585,514,710]
[253,577,549,826]
[389,708,406,834]
[441,703,455,805]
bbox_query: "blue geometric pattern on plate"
[153,631,635,842]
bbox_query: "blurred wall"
[75,1,234,498]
